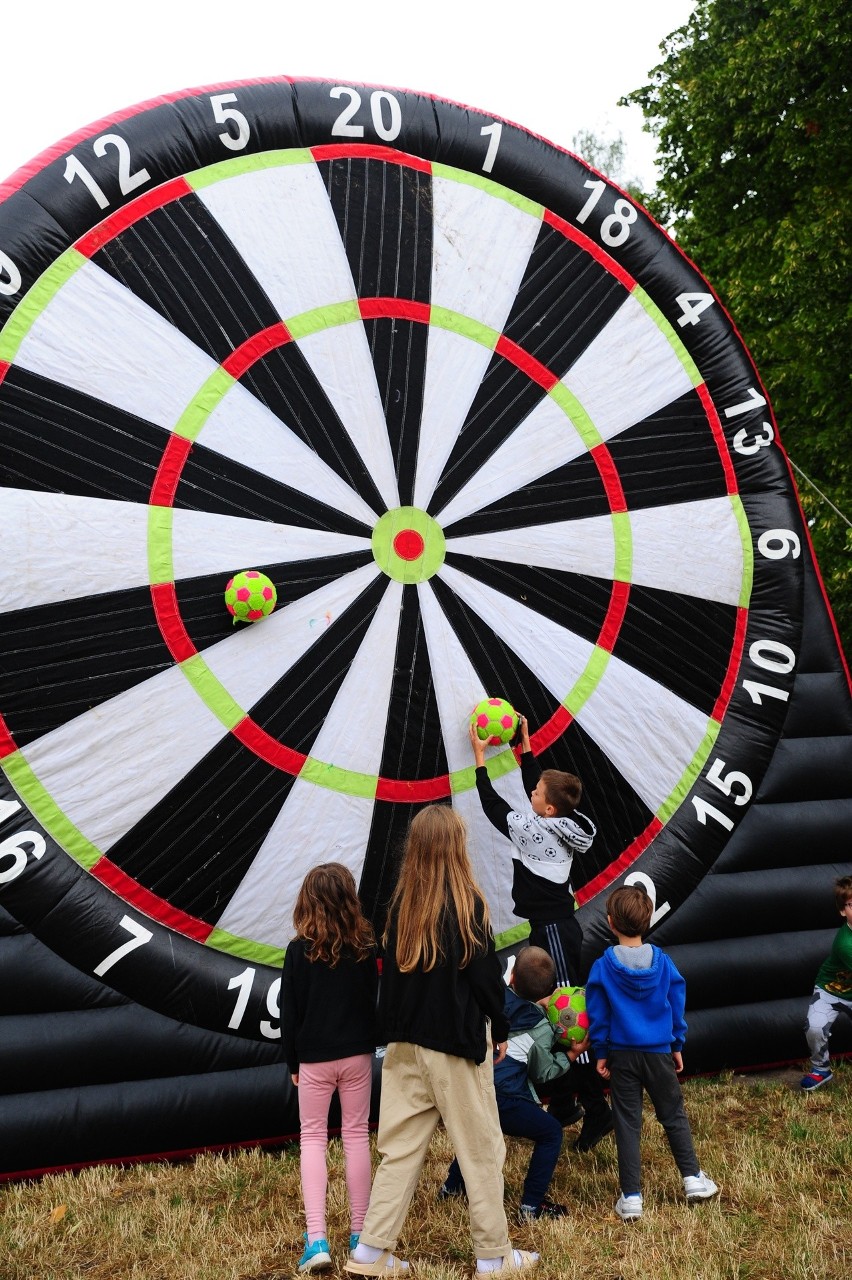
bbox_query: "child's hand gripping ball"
[546,985,590,1046]
[224,570,277,623]
[469,697,519,746]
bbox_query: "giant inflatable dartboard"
[0,78,804,1040]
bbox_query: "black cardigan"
[378,903,509,1064]
[281,937,379,1075]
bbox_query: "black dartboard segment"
[0,79,802,1038]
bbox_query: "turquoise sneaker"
[349,1233,360,1251]
[298,1234,332,1273]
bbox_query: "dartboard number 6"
[691,758,753,833]
[575,180,637,248]
[0,797,46,883]
[63,134,151,211]
[228,967,281,1040]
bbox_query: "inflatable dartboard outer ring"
[0,77,803,1039]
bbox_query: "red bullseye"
[393,528,425,561]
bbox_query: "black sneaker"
[438,1181,466,1199]
[573,1110,614,1152]
[519,1198,568,1221]
[547,1100,584,1128]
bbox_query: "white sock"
[352,1243,409,1270]
[477,1250,539,1272]
[353,1244,383,1262]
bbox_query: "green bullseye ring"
[371,507,446,583]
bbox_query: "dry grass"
[1,1065,848,1280]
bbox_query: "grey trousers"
[609,1050,699,1195]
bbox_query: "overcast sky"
[3,0,695,188]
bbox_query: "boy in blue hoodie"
[585,885,718,1222]
[441,946,588,1220]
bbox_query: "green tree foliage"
[623,0,851,656]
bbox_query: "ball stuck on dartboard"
[469,697,519,745]
[224,570,277,623]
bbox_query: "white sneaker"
[684,1171,719,1203]
[614,1193,643,1221]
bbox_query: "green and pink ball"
[546,985,590,1046]
[469,697,519,746]
[224,570,277,623]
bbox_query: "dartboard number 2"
[330,87,402,142]
[624,872,671,927]
[63,135,152,210]
[227,967,281,1040]
[691,758,753,832]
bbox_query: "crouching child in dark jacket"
[441,946,588,1221]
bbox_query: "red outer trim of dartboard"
[91,856,213,942]
[0,713,16,760]
[574,817,665,906]
[75,178,192,258]
[311,143,432,173]
[712,605,748,724]
[0,360,9,389]
[696,382,738,496]
[543,208,637,292]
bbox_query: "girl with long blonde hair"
[345,806,538,1278]
[282,863,378,1274]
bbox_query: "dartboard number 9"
[0,78,802,1037]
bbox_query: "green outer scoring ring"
[0,147,752,963]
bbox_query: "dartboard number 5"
[210,94,250,151]
[63,134,152,210]
[330,86,402,142]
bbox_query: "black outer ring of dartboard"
[0,78,803,1037]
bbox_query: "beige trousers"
[360,1040,511,1259]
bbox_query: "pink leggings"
[298,1053,373,1240]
